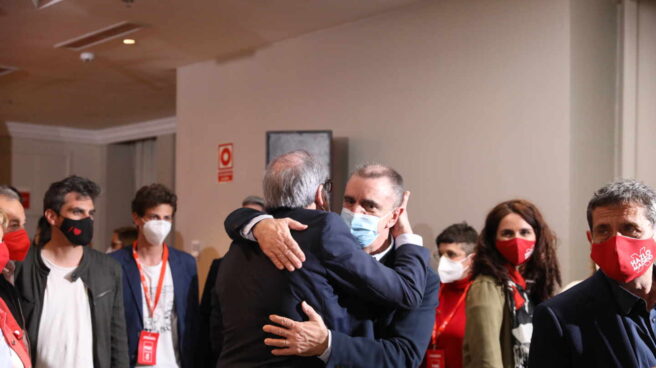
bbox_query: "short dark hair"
[43,175,101,214]
[587,179,656,229]
[132,183,177,217]
[114,226,138,246]
[435,222,478,254]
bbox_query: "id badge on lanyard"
[426,282,472,368]
[133,243,169,366]
[425,349,445,368]
[137,330,160,365]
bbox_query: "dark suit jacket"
[328,247,440,368]
[528,270,641,368]
[198,258,222,368]
[216,207,430,368]
[111,245,199,368]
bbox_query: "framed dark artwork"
[266,130,332,171]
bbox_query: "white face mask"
[437,256,469,283]
[142,220,172,246]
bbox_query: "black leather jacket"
[14,245,129,368]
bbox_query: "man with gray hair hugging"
[214,150,433,367]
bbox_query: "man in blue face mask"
[339,165,407,258]
[219,161,440,368]
[214,152,434,367]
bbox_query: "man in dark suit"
[215,151,431,367]
[529,179,656,367]
[223,163,439,367]
[111,184,198,368]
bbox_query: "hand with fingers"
[253,217,308,271]
[263,301,329,357]
[391,190,413,238]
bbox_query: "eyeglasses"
[323,179,333,193]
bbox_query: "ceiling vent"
[54,21,143,51]
[0,66,18,77]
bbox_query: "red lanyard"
[132,242,169,318]
[431,282,472,346]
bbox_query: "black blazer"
[198,258,222,368]
[529,270,641,368]
[216,207,431,367]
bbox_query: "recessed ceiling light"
[123,39,136,45]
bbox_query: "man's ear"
[314,185,326,210]
[385,207,403,229]
[44,209,58,226]
[132,212,141,228]
[586,231,592,243]
[464,253,475,268]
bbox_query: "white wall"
[177,0,595,288]
[10,137,108,250]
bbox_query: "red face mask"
[496,238,536,265]
[3,229,30,261]
[590,235,656,283]
[0,242,8,271]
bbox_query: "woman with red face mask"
[0,209,31,368]
[462,199,561,368]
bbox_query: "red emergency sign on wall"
[19,191,30,210]
[218,143,234,183]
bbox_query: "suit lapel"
[167,246,184,327]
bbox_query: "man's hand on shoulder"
[253,218,308,271]
[263,301,329,357]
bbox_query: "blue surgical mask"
[340,208,389,248]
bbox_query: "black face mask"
[59,217,94,246]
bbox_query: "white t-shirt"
[36,255,94,368]
[136,262,180,368]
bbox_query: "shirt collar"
[372,236,394,262]
[604,270,649,315]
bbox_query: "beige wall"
[636,1,656,187]
[7,132,177,251]
[568,0,618,281]
[105,142,136,249]
[10,137,108,250]
[177,0,597,289]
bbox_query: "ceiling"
[0,0,420,129]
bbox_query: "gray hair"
[0,186,20,201]
[587,179,656,228]
[263,150,328,209]
[242,195,265,208]
[350,164,404,207]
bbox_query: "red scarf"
[505,263,527,310]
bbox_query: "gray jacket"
[15,245,129,368]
